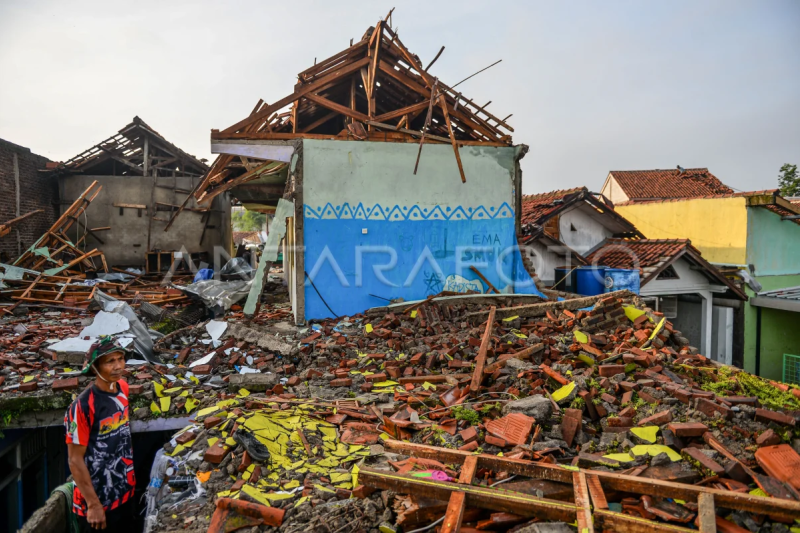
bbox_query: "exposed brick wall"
[0,139,56,262]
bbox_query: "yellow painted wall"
[615,197,748,265]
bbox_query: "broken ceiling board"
[210,142,295,162]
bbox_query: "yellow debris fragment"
[241,484,271,506]
[573,331,588,344]
[602,453,635,463]
[551,382,576,402]
[630,444,681,462]
[184,397,199,414]
[630,426,659,443]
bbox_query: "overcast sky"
[1,0,798,194]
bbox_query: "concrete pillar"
[699,290,713,357]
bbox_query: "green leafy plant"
[452,405,481,425]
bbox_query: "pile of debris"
[133,290,800,532]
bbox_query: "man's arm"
[67,443,106,530]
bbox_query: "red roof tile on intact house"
[520,187,586,225]
[585,239,692,272]
[610,168,733,202]
[585,238,747,299]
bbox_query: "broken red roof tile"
[520,187,586,226]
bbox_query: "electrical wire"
[304,270,338,318]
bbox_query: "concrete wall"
[59,175,231,267]
[739,208,800,379]
[615,197,748,265]
[746,206,800,276]
[0,139,56,262]
[526,239,578,286]
[558,205,615,255]
[300,139,540,319]
[742,273,800,379]
[601,175,629,205]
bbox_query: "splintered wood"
[361,440,800,532]
[200,12,513,203]
[12,180,108,275]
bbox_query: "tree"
[778,163,799,197]
[233,209,267,232]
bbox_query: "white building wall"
[558,206,615,255]
[600,175,629,205]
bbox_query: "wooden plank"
[197,161,285,205]
[367,21,382,103]
[222,57,371,134]
[367,120,451,144]
[696,493,716,533]
[382,440,800,521]
[298,39,369,81]
[373,100,430,123]
[303,93,370,123]
[413,78,439,174]
[359,468,579,522]
[439,96,467,183]
[470,306,496,393]
[470,266,499,294]
[113,203,147,209]
[573,471,594,533]
[586,474,608,510]
[441,455,478,533]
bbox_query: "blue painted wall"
[301,140,540,320]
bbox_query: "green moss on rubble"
[0,392,74,435]
[150,317,182,334]
[452,405,481,426]
[736,372,800,411]
[699,366,737,395]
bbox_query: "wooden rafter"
[204,13,515,199]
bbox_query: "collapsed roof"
[520,186,644,240]
[42,116,208,178]
[196,10,515,205]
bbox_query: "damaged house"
[517,187,643,287]
[6,13,800,533]
[196,19,540,323]
[601,169,800,381]
[42,117,231,271]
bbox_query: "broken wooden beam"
[470,305,495,393]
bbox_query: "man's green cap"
[81,335,127,375]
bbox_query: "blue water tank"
[576,266,606,296]
[604,268,640,295]
[553,267,577,293]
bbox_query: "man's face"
[95,351,126,382]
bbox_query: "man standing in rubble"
[65,336,136,531]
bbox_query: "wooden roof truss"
[46,117,209,178]
[198,9,513,203]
